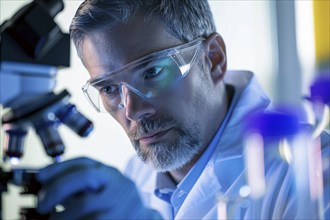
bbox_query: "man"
[36,0,329,219]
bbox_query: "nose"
[120,84,156,121]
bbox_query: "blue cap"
[310,71,330,105]
[243,111,300,138]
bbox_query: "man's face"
[81,16,222,172]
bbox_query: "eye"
[144,66,163,79]
[100,85,119,96]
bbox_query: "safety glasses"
[82,38,204,112]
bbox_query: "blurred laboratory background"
[0,0,329,219]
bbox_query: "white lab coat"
[124,71,330,219]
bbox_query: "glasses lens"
[83,38,203,112]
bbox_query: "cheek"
[175,71,212,121]
[173,74,206,109]
[156,83,197,122]
[155,69,204,116]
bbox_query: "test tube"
[243,111,301,218]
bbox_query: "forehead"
[81,15,183,79]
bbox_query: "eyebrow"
[92,78,117,89]
[131,59,154,72]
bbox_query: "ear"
[204,33,227,83]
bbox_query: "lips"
[138,128,172,144]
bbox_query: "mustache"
[129,116,176,140]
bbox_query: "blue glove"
[36,157,162,220]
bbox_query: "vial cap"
[310,70,330,105]
[244,111,300,138]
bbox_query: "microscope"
[0,0,93,219]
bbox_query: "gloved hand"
[36,157,162,220]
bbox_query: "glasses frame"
[82,37,205,112]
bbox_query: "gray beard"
[129,117,202,172]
